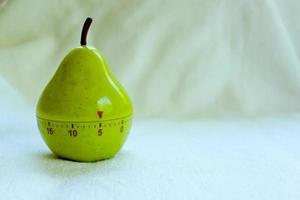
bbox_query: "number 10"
[68,130,78,137]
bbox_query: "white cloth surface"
[1,79,300,199]
[1,110,300,200]
[1,80,300,199]
[1,0,300,117]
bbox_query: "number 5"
[98,129,102,136]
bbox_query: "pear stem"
[80,17,93,46]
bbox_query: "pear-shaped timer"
[36,17,133,162]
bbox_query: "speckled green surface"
[36,46,133,162]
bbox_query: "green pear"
[36,17,133,162]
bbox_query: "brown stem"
[80,17,93,46]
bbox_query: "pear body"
[36,46,133,162]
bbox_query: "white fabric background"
[2,114,300,200]
[1,1,300,199]
[1,0,300,117]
